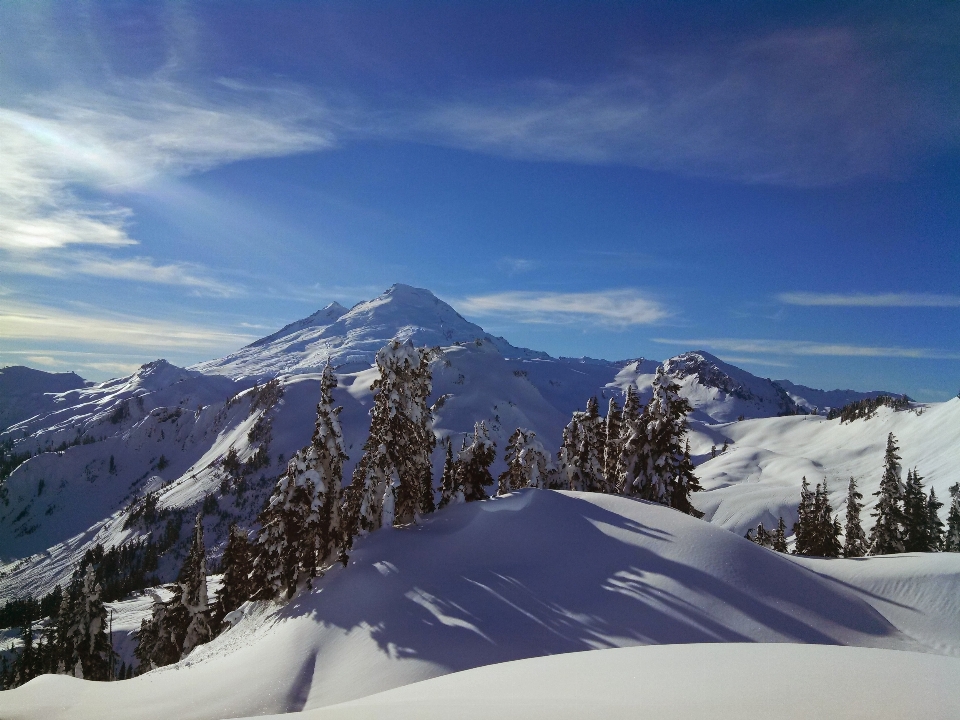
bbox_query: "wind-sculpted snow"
[2,491,958,720]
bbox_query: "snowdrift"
[3,490,958,720]
[297,644,960,720]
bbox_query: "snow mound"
[3,490,958,720]
[296,644,960,720]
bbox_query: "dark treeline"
[826,394,911,423]
[749,432,958,557]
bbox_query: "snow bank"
[2,490,957,720]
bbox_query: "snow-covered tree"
[843,477,868,558]
[179,514,213,657]
[751,522,772,548]
[459,421,496,502]
[136,516,213,669]
[212,524,254,630]
[557,413,585,491]
[869,433,906,555]
[57,566,112,680]
[438,439,462,509]
[602,396,622,488]
[347,341,435,533]
[619,368,701,516]
[772,517,788,553]
[257,365,348,598]
[578,398,607,492]
[944,483,960,552]
[498,428,550,493]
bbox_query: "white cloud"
[778,292,960,308]
[460,289,669,326]
[1,251,240,297]
[0,300,255,352]
[652,337,960,360]
[0,79,333,253]
[396,28,952,187]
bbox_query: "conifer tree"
[212,524,254,630]
[793,477,814,555]
[869,433,906,555]
[903,468,930,553]
[347,341,435,533]
[772,517,788,553]
[557,412,585,491]
[578,397,607,492]
[842,477,868,558]
[498,428,550,493]
[615,386,646,496]
[641,368,702,515]
[66,565,112,679]
[602,396,622,489]
[438,439,462,508]
[752,522,772,548]
[944,483,960,552]
[926,488,945,552]
[459,421,496,502]
[179,514,212,657]
[813,480,842,558]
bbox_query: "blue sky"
[1,1,958,400]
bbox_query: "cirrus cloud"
[460,289,670,327]
[778,292,960,308]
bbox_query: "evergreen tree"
[347,340,435,533]
[868,433,906,555]
[926,488,945,552]
[812,480,841,558]
[903,468,930,553]
[66,565,112,679]
[632,368,702,516]
[842,477,868,558]
[557,412,585,491]
[458,421,496,502]
[179,514,212,657]
[793,477,814,555]
[437,439,462,508]
[944,483,960,552]
[772,517,788,553]
[212,524,254,630]
[498,428,550,494]
[577,397,607,492]
[602,396,622,489]
[257,364,348,598]
[752,522,772,548]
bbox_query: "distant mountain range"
[0,284,905,598]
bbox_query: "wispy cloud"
[0,300,255,352]
[0,77,335,300]
[460,289,669,326]
[652,337,960,360]
[778,292,960,308]
[1,251,240,297]
[399,28,954,187]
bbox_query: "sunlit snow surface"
[2,491,958,720]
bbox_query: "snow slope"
[693,398,960,538]
[2,490,958,720]
[0,366,89,432]
[293,644,960,720]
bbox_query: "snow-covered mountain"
[0,366,90,432]
[3,491,959,719]
[192,284,548,379]
[0,283,934,602]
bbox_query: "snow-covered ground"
[292,644,960,720]
[1,491,958,720]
